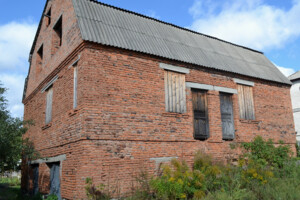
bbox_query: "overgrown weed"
[86,136,299,200]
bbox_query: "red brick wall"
[23,42,296,199]
[78,44,295,144]
[23,0,296,195]
[25,0,83,98]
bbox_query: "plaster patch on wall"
[150,157,178,171]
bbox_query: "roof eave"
[29,0,50,57]
[23,0,50,103]
[83,40,292,86]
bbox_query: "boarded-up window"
[237,84,255,120]
[164,70,186,113]
[45,87,53,124]
[220,93,235,140]
[192,89,209,140]
[73,65,78,109]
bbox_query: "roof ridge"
[288,70,300,78]
[85,0,264,55]
[288,70,300,81]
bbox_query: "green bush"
[240,136,291,168]
[85,177,111,200]
[46,194,58,200]
[193,151,224,192]
[150,159,206,199]
[129,171,153,200]
[86,136,299,199]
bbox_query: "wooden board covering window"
[32,165,39,195]
[220,93,235,140]
[237,84,255,120]
[49,162,61,199]
[192,89,209,140]
[73,66,78,109]
[45,87,53,124]
[164,70,186,113]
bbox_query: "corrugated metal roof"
[289,71,300,81]
[72,0,291,85]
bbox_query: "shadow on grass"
[0,183,21,200]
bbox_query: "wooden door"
[192,89,209,140]
[220,93,235,140]
[32,164,39,195]
[49,162,61,200]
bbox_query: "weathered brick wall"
[73,44,295,198]
[25,0,83,98]
[22,0,84,197]
[24,43,296,199]
[79,44,295,144]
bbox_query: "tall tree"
[0,83,28,172]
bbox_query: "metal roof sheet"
[72,0,291,85]
[289,71,300,81]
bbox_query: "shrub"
[150,159,206,199]
[129,171,153,200]
[46,194,58,200]
[137,136,296,199]
[296,143,300,157]
[239,158,274,185]
[193,151,224,192]
[85,177,111,200]
[86,136,299,199]
[240,136,291,168]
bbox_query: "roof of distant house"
[289,71,300,82]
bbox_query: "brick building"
[22,0,296,199]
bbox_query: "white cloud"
[189,0,300,51]
[0,73,26,118]
[275,64,295,77]
[0,21,37,118]
[0,21,37,73]
[145,10,161,19]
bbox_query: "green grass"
[0,177,21,187]
[0,177,58,200]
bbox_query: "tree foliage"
[0,83,36,172]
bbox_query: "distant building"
[289,71,300,144]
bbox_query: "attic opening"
[37,44,43,60]
[36,44,43,75]
[45,8,51,26]
[52,16,62,55]
[53,16,62,46]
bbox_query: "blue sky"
[0,0,300,118]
